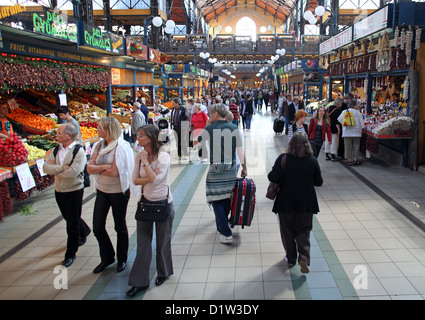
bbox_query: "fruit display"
[27,133,58,151]
[162,101,174,109]
[6,108,56,133]
[23,143,46,161]
[68,100,107,120]
[79,120,98,128]
[80,127,98,140]
[0,134,29,167]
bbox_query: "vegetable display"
[0,134,29,167]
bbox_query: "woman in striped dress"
[288,110,309,142]
[197,103,247,244]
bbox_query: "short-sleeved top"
[198,120,242,165]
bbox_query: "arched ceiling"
[195,0,300,25]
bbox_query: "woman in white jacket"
[337,100,364,165]
[88,117,135,274]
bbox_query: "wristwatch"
[143,162,150,167]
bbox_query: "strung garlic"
[415,27,422,50]
[400,28,406,50]
[394,26,399,47]
[406,26,414,65]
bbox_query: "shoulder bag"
[266,154,287,200]
[135,186,170,222]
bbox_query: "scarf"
[98,139,119,157]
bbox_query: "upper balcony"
[156,34,325,61]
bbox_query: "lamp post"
[71,0,80,19]
[143,16,175,46]
[303,5,338,36]
[276,48,294,66]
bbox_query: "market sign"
[319,27,353,55]
[126,37,147,60]
[111,68,121,85]
[148,48,161,64]
[302,60,318,69]
[82,22,124,54]
[0,4,26,20]
[167,64,184,73]
[32,11,77,43]
[353,5,391,40]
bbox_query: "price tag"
[85,142,92,155]
[15,162,36,193]
[59,93,67,106]
[7,98,19,110]
[36,159,47,177]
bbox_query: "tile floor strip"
[0,192,96,265]
[341,162,425,233]
[83,162,208,300]
[267,132,358,300]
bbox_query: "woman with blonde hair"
[308,106,332,158]
[288,110,308,142]
[87,116,135,274]
[267,132,323,273]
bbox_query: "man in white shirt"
[131,102,146,138]
[43,124,90,268]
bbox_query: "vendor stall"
[277,59,326,109]
[319,2,425,167]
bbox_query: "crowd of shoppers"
[42,87,366,296]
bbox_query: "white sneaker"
[219,234,233,244]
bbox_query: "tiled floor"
[1,110,425,300]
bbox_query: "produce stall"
[318,2,425,167]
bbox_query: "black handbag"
[266,154,286,200]
[135,187,170,222]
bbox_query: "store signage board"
[82,22,124,54]
[0,4,77,43]
[111,68,121,85]
[319,27,353,55]
[126,37,148,60]
[32,10,77,42]
[15,162,36,193]
[0,3,27,20]
[353,5,390,41]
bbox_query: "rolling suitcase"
[230,178,256,229]
[273,118,285,134]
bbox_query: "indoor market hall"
[1,111,425,301]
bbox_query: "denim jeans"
[283,116,289,133]
[211,198,232,237]
[245,114,253,130]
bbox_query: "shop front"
[277,59,326,109]
[319,2,425,168]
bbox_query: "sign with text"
[319,27,353,55]
[82,22,124,54]
[353,5,389,40]
[15,162,36,192]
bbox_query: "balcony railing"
[155,34,324,58]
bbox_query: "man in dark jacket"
[170,98,189,159]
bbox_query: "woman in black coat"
[268,132,323,273]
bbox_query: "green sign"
[32,11,77,42]
[84,27,111,51]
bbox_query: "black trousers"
[55,189,90,259]
[93,189,130,264]
[174,127,189,157]
[277,212,313,265]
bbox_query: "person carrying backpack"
[337,100,364,166]
[43,124,91,268]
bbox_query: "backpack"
[53,144,90,188]
[342,110,355,127]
